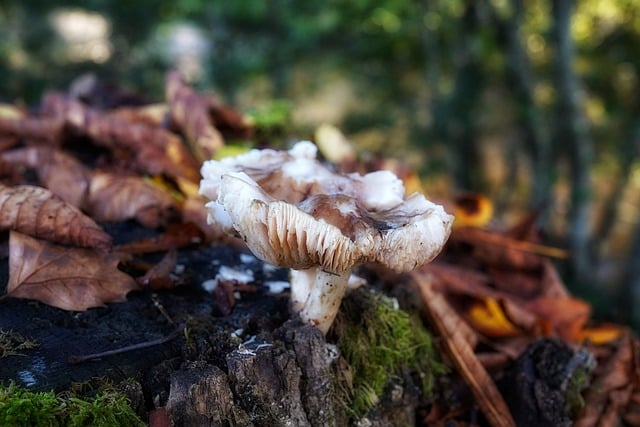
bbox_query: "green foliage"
[334,290,447,419]
[0,382,145,427]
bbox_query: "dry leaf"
[524,295,591,342]
[576,334,637,426]
[412,272,517,427]
[0,183,112,251]
[2,146,91,207]
[136,249,180,289]
[114,222,204,255]
[166,70,224,162]
[6,231,137,310]
[465,297,521,338]
[452,193,494,228]
[578,324,625,345]
[0,115,65,145]
[451,226,568,271]
[41,92,200,183]
[87,172,175,228]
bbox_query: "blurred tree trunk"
[446,2,484,192]
[551,0,593,286]
[623,219,640,328]
[500,0,551,211]
[591,93,640,253]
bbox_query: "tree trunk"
[551,0,593,286]
[501,0,552,211]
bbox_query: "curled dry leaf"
[2,146,91,207]
[6,231,138,311]
[41,92,200,183]
[412,272,516,427]
[0,183,112,251]
[451,193,494,228]
[166,70,224,162]
[465,297,521,338]
[87,172,175,228]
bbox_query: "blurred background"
[1,0,639,326]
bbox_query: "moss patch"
[0,382,145,427]
[333,289,447,419]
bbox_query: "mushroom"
[200,142,453,333]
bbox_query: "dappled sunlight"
[49,9,112,63]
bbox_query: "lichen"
[333,289,447,419]
[0,382,145,427]
[0,329,39,358]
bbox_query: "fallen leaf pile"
[0,71,251,310]
[409,199,639,426]
[0,72,638,426]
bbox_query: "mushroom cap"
[205,163,453,274]
[200,141,405,209]
[214,172,358,273]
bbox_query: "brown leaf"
[0,115,65,145]
[136,249,181,289]
[87,172,175,228]
[114,222,204,255]
[0,183,112,251]
[450,226,568,271]
[2,146,91,207]
[166,70,224,162]
[412,272,517,427]
[576,334,637,426]
[41,92,200,183]
[6,231,138,310]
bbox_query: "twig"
[68,325,183,365]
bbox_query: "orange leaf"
[0,183,112,251]
[452,193,494,227]
[466,297,521,338]
[578,324,625,345]
[525,295,591,342]
[6,231,138,311]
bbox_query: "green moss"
[334,290,447,419]
[564,349,596,419]
[0,383,60,426]
[0,382,145,427]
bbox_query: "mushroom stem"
[299,267,352,334]
[290,268,315,313]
